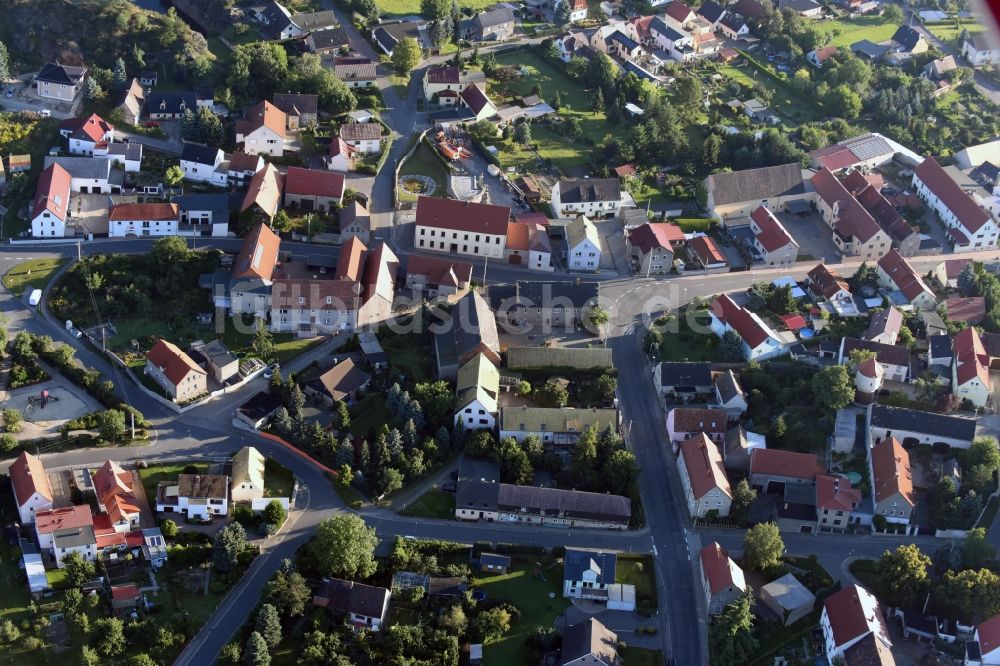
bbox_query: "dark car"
[449,470,458,480]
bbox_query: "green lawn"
[492,48,628,170]
[926,20,984,46]
[264,458,296,498]
[350,392,393,438]
[399,141,450,202]
[401,489,456,519]
[139,462,209,511]
[375,0,495,16]
[45,568,68,589]
[720,57,822,123]
[848,559,878,589]
[378,330,434,382]
[218,325,325,365]
[106,316,201,351]
[1,257,68,297]
[616,556,658,611]
[475,559,570,666]
[821,16,900,48]
[623,647,664,666]
[658,311,718,362]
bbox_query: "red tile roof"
[751,205,797,253]
[978,614,1000,657]
[340,122,383,142]
[857,356,881,379]
[946,296,986,324]
[34,505,93,534]
[877,249,932,303]
[111,583,140,601]
[700,542,741,594]
[506,221,530,252]
[236,100,286,139]
[271,277,361,310]
[426,65,460,84]
[228,152,262,173]
[709,294,773,349]
[233,223,281,281]
[629,223,684,254]
[954,326,992,388]
[415,195,510,235]
[240,163,285,218]
[460,83,493,116]
[812,45,838,64]
[689,235,726,265]
[665,0,694,22]
[915,157,991,233]
[749,448,818,481]
[823,585,890,650]
[64,113,114,143]
[812,167,883,243]
[815,474,862,512]
[146,339,207,387]
[679,433,731,500]
[285,166,344,200]
[614,163,637,178]
[405,254,473,288]
[10,451,53,506]
[108,202,178,221]
[807,263,851,300]
[329,137,355,158]
[871,437,914,506]
[779,313,807,330]
[335,236,368,281]
[31,163,71,221]
[670,407,728,435]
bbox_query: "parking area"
[68,193,111,236]
[780,212,842,263]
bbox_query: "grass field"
[623,647,664,666]
[492,48,628,170]
[476,559,569,666]
[264,458,296,498]
[401,489,456,518]
[375,0,495,16]
[721,58,822,123]
[616,556,658,610]
[350,392,394,437]
[107,316,201,351]
[1,257,67,297]
[379,331,434,382]
[821,16,899,48]
[399,141,450,202]
[926,20,984,46]
[658,311,718,362]
[219,326,325,365]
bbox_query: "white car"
[39,109,51,117]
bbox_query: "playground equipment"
[28,390,59,410]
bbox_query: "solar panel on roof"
[844,135,892,161]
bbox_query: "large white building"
[156,473,230,519]
[550,178,622,218]
[821,585,892,665]
[10,452,54,524]
[677,433,732,518]
[30,163,72,238]
[108,202,180,238]
[180,142,227,186]
[413,195,510,259]
[913,157,999,250]
[565,216,601,271]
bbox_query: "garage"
[606,583,636,611]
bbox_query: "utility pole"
[77,240,82,262]
[130,411,135,441]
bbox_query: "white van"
[28,289,41,306]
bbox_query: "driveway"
[556,604,663,650]
[780,212,841,264]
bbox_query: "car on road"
[39,109,50,117]
[5,87,13,98]
[263,363,280,379]
[442,483,456,493]
[27,289,42,306]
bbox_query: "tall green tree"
[253,318,276,361]
[730,479,757,526]
[0,41,10,82]
[391,38,422,77]
[255,604,282,648]
[812,365,855,411]
[874,544,930,608]
[310,515,378,578]
[243,631,271,666]
[229,42,289,101]
[709,591,758,664]
[63,552,96,586]
[742,523,784,571]
[263,566,311,618]
[93,618,126,658]
[213,522,247,573]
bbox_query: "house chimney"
[833,478,840,494]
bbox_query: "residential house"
[677,433,732,518]
[454,353,500,430]
[145,92,197,120]
[335,62,377,89]
[839,337,910,383]
[561,618,620,666]
[807,45,838,67]
[952,326,993,408]
[156,473,230,519]
[372,20,430,56]
[554,31,596,63]
[415,196,510,259]
[749,448,818,493]
[235,101,287,157]
[181,141,229,187]
[7,153,31,174]
[240,163,286,221]
[339,122,383,154]
[339,199,370,243]
[551,178,622,218]
[689,235,728,269]
[863,307,903,345]
[809,133,898,173]
[806,263,857,316]
[946,296,987,325]
[93,459,141,532]
[816,474,862,531]
[108,202,179,238]
[34,506,92,556]
[35,62,87,102]
[189,339,240,383]
[422,66,487,103]
[605,30,643,60]
[455,479,631,528]
[564,217,602,271]
[932,257,973,290]
[821,585,893,665]
[488,280,598,330]
[967,614,1000,665]
[705,163,809,220]
[811,167,892,261]
[876,249,937,310]
[913,157,998,250]
[478,553,510,574]
[404,254,473,297]
[110,584,142,614]
[222,223,281,316]
[654,361,713,400]
[696,0,727,27]
[356,240,400,327]
[145,339,208,403]
[708,293,785,361]
[563,548,617,600]
[306,26,351,54]
[30,162,72,238]
[231,447,266,503]
[922,54,958,80]
[718,12,748,39]
[714,370,747,422]
[10,452,53,524]
[272,93,319,130]
[750,205,799,267]
[173,193,231,237]
[779,0,823,17]
[963,34,1000,68]
[44,156,119,194]
[434,290,501,379]
[499,406,618,449]
[457,7,515,41]
[283,166,344,213]
[458,83,497,121]
[326,137,356,172]
[868,403,977,450]
[61,113,114,156]
[887,25,928,63]
[627,222,683,275]
[96,142,143,173]
[303,357,371,404]
[700,542,746,614]
[568,0,588,22]
[313,578,391,630]
[115,78,145,126]
[504,220,553,271]
[869,436,915,526]
[51,525,97,568]
[228,152,265,186]
[761,574,816,626]
[649,18,695,62]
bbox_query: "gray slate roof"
[706,163,805,206]
[658,361,712,388]
[558,178,621,204]
[869,404,977,441]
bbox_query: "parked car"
[263,363,280,379]
[38,109,51,117]
[143,120,159,128]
